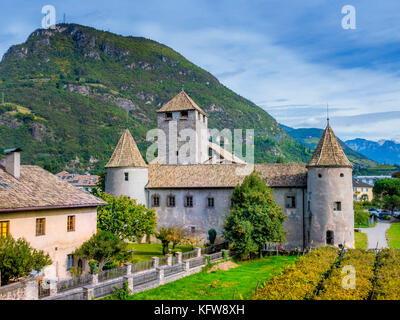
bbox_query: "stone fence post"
[152,257,159,269]
[49,279,57,296]
[175,252,182,264]
[90,273,98,285]
[184,261,190,275]
[124,263,132,275]
[157,268,165,286]
[25,277,39,300]
[195,247,201,257]
[123,276,133,292]
[166,254,172,266]
[83,285,94,300]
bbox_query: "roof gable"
[157,91,207,116]
[105,129,147,168]
[307,125,353,168]
[0,165,106,212]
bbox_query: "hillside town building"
[0,148,106,280]
[55,171,99,192]
[105,91,355,249]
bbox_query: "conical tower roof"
[157,90,208,116]
[105,129,147,168]
[307,125,353,168]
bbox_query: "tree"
[223,171,286,260]
[0,236,52,285]
[96,192,157,242]
[208,229,217,245]
[155,227,173,255]
[373,179,400,213]
[74,231,127,271]
[354,209,370,228]
[167,226,185,250]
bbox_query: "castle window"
[36,218,46,236]
[208,147,213,157]
[191,226,196,233]
[167,196,176,207]
[152,195,160,207]
[207,197,214,208]
[185,196,193,207]
[203,115,205,123]
[165,112,172,120]
[124,172,129,181]
[180,110,188,119]
[326,230,334,245]
[318,174,322,178]
[67,215,75,232]
[334,202,342,211]
[67,254,74,271]
[340,173,344,177]
[285,195,296,209]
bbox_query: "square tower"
[156,91,208,165]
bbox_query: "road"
[359,220,392,249]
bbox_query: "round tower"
[105,129,148,205]
[306,124,354,248]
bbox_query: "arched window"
[326,230,334,245]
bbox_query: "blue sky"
[0,0,400,141]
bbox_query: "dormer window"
[180,110,188,119]
[165,112,172,120]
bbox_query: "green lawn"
[355,231,368,249]
[127,255,297,300]
[126,243,194,263]
[387,223,400,248]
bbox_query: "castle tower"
[156,91,208,165]
[306,124,354,248]
[105,129,148,204]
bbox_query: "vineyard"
[253,247,400,300]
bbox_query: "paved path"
[360,220,392,249]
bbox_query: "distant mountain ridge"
[280,124,379,172]
[345,138,400,165]
[0,23,311,173]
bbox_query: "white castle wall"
[105,167,148,205]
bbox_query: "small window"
[326,230,334,245]
[208,147,213,157]
[0,221,9,238]
[340,173,344,177]
[124,172,129,181]
[185,196,193,207]
[207,197,214,208]
[36,218,46,236]
[191,226,196,233]
[165,112,172,120]
[334,202,342,211]
[152,195,160,207]
[202,115,205,123]
[167,196,176,207]
[67,254,74,271]
[67,216,75,232]
[318,174,322,178]
[198,112,201,120]
[180,110,188,119]
[285,195,296,209]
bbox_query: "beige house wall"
[353,186,374,202]
[0,207,97,280]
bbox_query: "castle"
[105,91,354,249]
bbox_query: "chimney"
[4,148,22,179]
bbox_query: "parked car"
[393,210,400,218]
[368,208,378,212]
[379,211,392,219]
[369,211,380,218]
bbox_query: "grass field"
[126,255,297,300]
[387,223,400,248]
[126,243,193,263]
[354,231,368,249]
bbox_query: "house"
[0,148,106,280]
[353,178,374,201]
[353,175,392,187]
[105,91,355,249]
[55,171,99,192]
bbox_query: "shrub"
[315,249,375,300]
[252,246,339,300]
[208,229,217,245]
[373,249,400,300]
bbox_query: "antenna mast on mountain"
[327,103,330,125]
